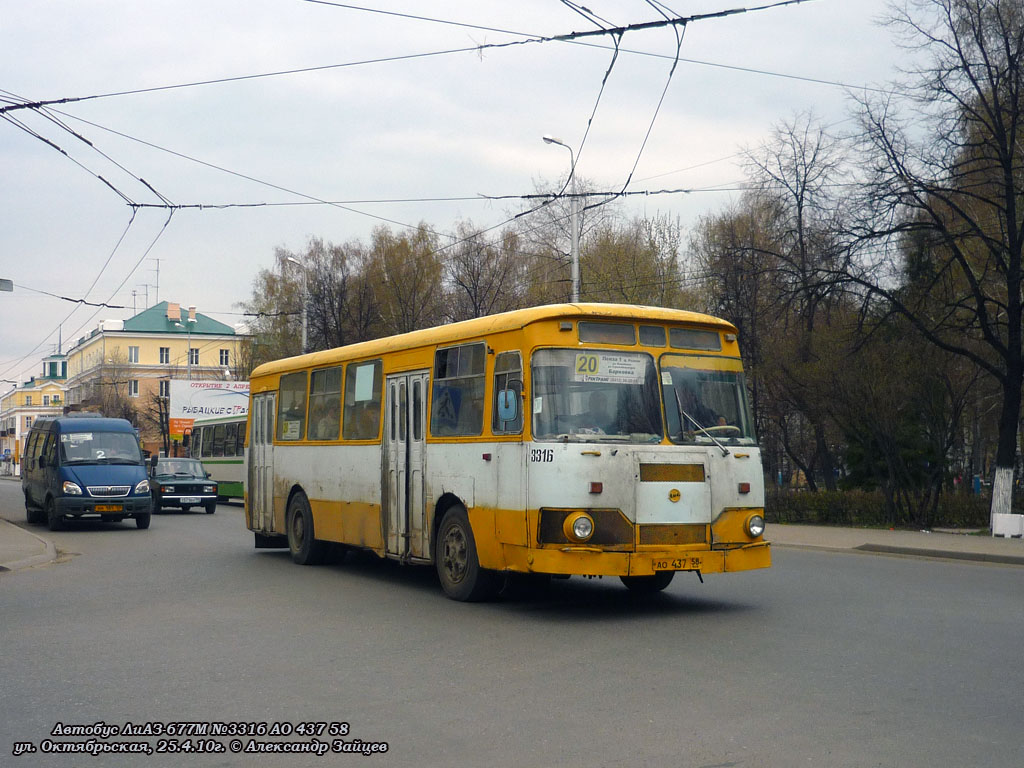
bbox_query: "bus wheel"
[436,505,499,602]
[46,498,64,531]
[287,493,327,565]
[620,571,675,593]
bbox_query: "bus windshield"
[531,349,662,442]
[59,431,144,465]
[660,354,756,445]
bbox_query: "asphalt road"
[1,480,1023,768]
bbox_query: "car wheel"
[620,571,675,593]
[435,504,500,602]
[287,492,327,565]
[205,501,216,514]
[46,497,64,531]
[135,513,151,529]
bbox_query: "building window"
[128,346,140,363]
[159,380,170,398]
[43,395,50,406]
[160,347,170,364]
[24,416,33,431]
[25,395,32,406]
[219,349,230,366]
[189,348,199,366]
[129,380,139,398]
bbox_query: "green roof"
[123,302,236,335]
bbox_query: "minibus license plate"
[95,504,123,513]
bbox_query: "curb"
[0,521,58,573]
[855,543,1024,567]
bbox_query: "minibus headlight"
[135,480,150,495]
[746,514,765,538]
[62,481,82,496]
[563,512,595,543]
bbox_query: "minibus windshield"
[59,432,144,465]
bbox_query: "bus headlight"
[563,512,595,543]
[746,514,765,538]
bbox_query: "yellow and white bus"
[245,304,770,600]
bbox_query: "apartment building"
[0,353,68,475]
[64,302,249,454]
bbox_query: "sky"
[1,0,904,386]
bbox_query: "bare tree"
[847,0,1024,521]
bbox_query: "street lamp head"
[542,135,565,147]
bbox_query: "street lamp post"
[286,256,308,353]
[543,135,580,303]
[175,314,197,380]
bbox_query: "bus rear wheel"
[620,571,675,593]
[436,505,499,602]
[287,493,327,565]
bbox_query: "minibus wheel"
[435,504,499,602]
[46,498,64,531]
[24,493,44,525]
[287,492,327,565]
[135,513,151,529]
[620,571,674,593]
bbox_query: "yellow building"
[64,302,250,455]
[0,353,68,476]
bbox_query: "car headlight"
[563,512,595,543]
[204,485,216,493]
[135,480,150,494]
[746,514,765,538]
[62,481,82,495]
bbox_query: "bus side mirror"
[497,389,519,422]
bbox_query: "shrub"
[765,488,989,529]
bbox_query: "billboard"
[169,380,250,439]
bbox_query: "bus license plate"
[181,497,201,504]
[95,504,123,513]
[651,556,702,571]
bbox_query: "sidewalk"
[0,518,57,573]
[768,523,1024,566]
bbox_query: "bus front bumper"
[509,540,771,577]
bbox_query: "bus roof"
[250,303,738,380]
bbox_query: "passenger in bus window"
[678,384,724,430]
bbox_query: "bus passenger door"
[385,371,428,559]
[249,393,276,532]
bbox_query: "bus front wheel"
[287,493,327,565]
[620,571,675,593]
[436,505,499,602]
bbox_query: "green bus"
[190,414,245,501]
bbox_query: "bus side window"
[277,371,308,441]
[224,423,236,457]
[492,351,523,434]
[343,360,382,440]
[431,343,485,437]
[308,366,342,441]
